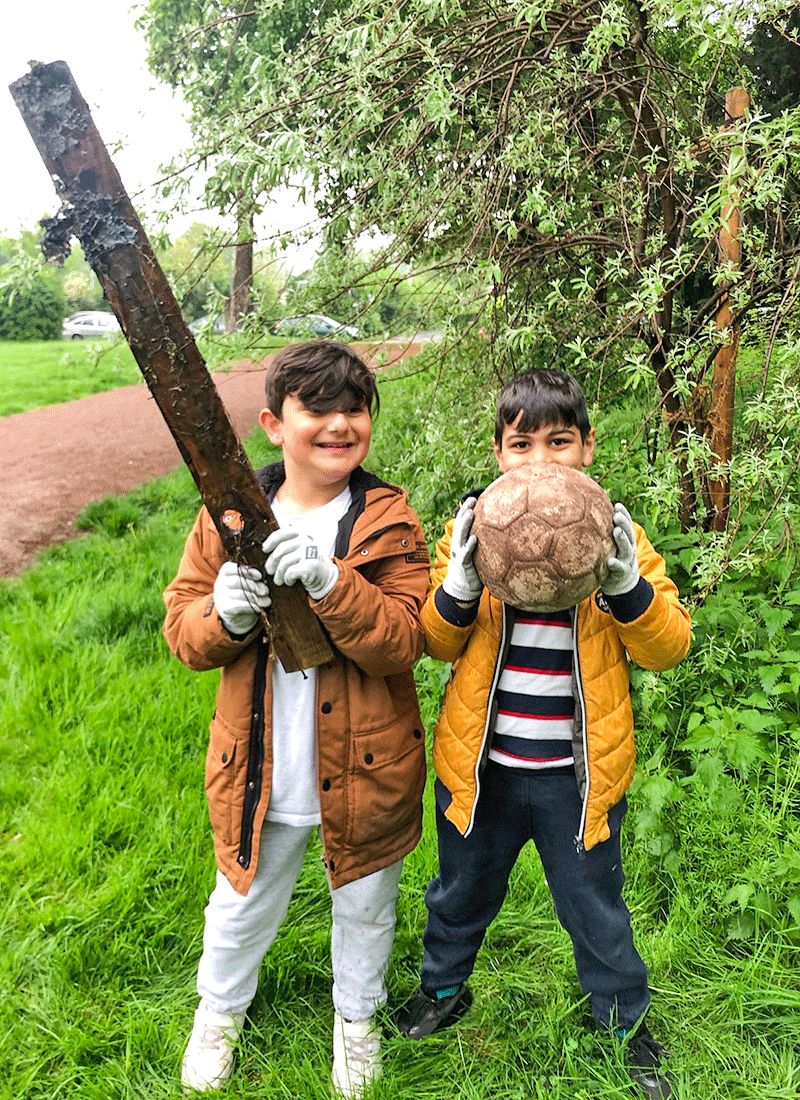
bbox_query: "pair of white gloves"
[444,497,641,604]
[213,529,338,635]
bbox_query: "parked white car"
[188,314,226,335]
[61,311,121,339]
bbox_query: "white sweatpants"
[197,821,403,1022]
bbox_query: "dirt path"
[1,342,423,577]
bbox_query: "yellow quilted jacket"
[422,517,691,851]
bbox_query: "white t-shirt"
[265,486,352,826]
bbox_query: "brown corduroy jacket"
[164,464,431,894]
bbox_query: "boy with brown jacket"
[397,368,691,1099]
[164,341,430,1097]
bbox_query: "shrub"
[0,278,65,340]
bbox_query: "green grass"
[0,334,284,417]
[1,359,800,1098]
[0,339,143,415]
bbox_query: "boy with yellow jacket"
[397,368,690,1100]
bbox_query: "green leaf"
[755,663,783,692]
[685,711,703,733]
[692,754,725,794]
[636,774,683,814]
[762,607,793,639]
[679,725,717,751]
[723,729,768,775]
[723,883,753,911]
[727,912,755,941]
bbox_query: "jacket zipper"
[572,605,589,854]
[465,600,511,836]
[237,495,389,870]
[237,633,270,870]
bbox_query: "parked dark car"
[273,314,359,339]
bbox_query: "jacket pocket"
[346,721,425,849]
[205,717,238,849]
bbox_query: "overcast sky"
[2,2,196,236]
[2,2,321,267]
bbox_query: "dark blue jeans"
[421,762,650,1030]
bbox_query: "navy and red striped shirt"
[488,608,575,770]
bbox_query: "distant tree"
[140,0,318,330]
[60,244,104,311]
[744,8,800,117]
[1,228,104,314]
[282,248,467,336]
[250,248,285,324]
[61,270,100,312]
[158,221,232,321]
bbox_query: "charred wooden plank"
[9,60,332,672]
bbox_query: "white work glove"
[602,503,641,596]
[262,528,339,600]
[442,496,483,603]
[213,561,271,635]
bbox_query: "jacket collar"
[255,462,396,559]
[255,461,389,500]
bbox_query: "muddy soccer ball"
[472,462,615,611]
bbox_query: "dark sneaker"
[395,984,473,1039]
[624,1026,673,1100]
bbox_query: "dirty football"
[472,463,615,611]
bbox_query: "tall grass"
[1,353,799,1098]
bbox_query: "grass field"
[0,339,143,416]
[0,335,283,417]
[1,357,799,1099]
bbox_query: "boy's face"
[494,412,595,473]
[259,392,372,495]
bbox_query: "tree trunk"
[10,60,332,672]
[706,87,750,533]
[228,200,254,332]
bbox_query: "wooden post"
[9,60,332,673]
[707,87,750,533]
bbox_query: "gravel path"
[1,342,422,576]
[0,363,271,576]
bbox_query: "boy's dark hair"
[265,340,380,418]
[494,368,590,444]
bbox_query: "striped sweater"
[488,608,574,770]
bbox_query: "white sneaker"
[331,1012,382,1098]
[181,999,246,1093]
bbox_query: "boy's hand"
[443,496,483,603]
[262,529,339,600]
[214,561,271,635]
[602,503,640,596]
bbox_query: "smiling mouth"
[318,442,354,449]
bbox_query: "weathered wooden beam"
[9,60,332,672]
